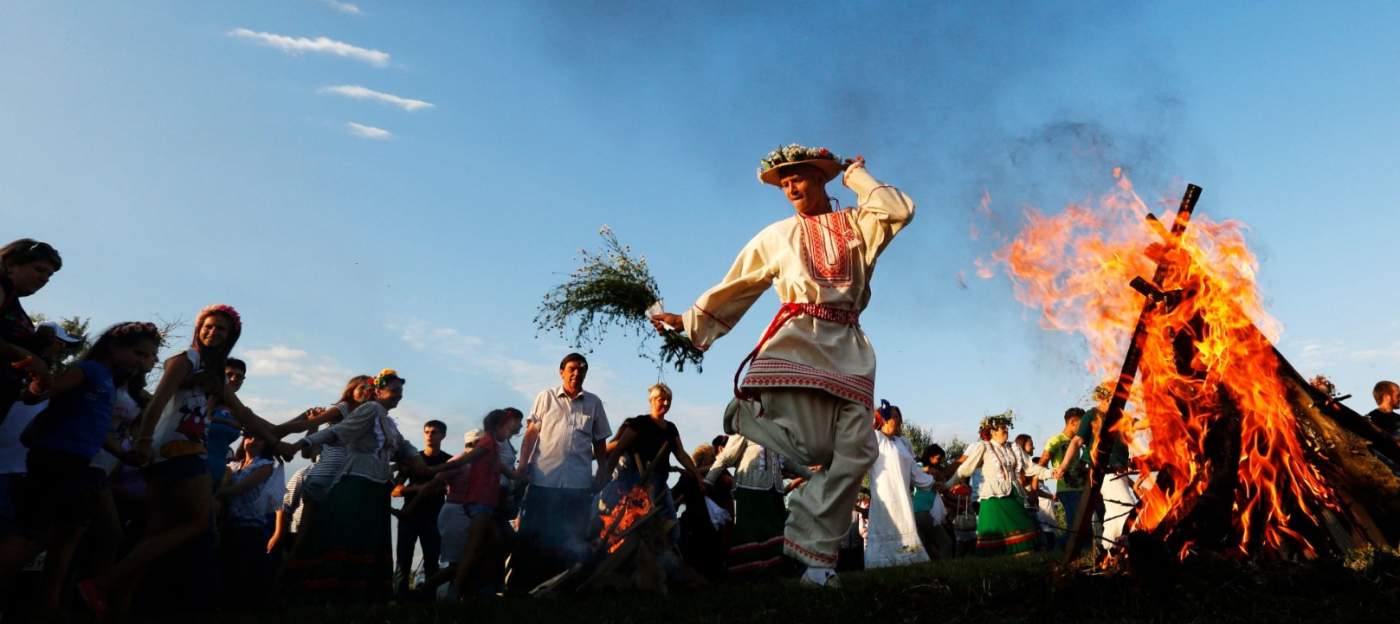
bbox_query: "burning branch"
[1063,183,1201,563]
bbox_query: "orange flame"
[984,170,1333,558]
[599,485,653,553]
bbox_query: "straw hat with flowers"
[757,144,847,186]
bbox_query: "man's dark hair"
[711,434,729,450]
[225,358,247,373]
[559,352,588,370]
[425,420,447,434]
[483,409,509,432]
[502,407,524,421]
[0,238,62,271]
[1064,407,1086,423]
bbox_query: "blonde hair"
[648,382,673,400]
[691,444,716,466]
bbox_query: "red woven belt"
[733,303,860,400]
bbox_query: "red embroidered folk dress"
[680,167,915,407]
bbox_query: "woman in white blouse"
[864,401,933,568]
[955,412,1054,556]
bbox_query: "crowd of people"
[5,140,1399,620]
[2,236,1399,620]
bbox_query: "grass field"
[208,548,1400,624]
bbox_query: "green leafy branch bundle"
[535,226,704,373]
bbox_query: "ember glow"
[600,485,653,553]
[983,170,1334,558]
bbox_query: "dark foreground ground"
[182,548,1399,624]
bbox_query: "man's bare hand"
[649,313,683,335]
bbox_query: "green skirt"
[282,476,393,603]
[728,488,786,575]
[975,494,1041,556]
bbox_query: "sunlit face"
[991,425,1010,444]
[1019,439,1034,455]
[225,366,246,392]
[377,379,405,409]
[648,388,672,418]
[352,381,374,403]
[1066,416,1082,432]
[880,412,902,437]
[779,168,829,216]
[423,425,445,448]
[560,360,587,394]
[506,414,523,437]
[6,259,57,297]
[198,314,232,349]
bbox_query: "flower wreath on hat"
[757,143,846,186]
[979,409,1015,433]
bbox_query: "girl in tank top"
[79,305,287,619]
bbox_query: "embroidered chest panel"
[799,211,856,287]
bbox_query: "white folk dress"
[865,433,933,568]
[680,167,915,406]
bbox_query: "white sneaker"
[799,566,842,589]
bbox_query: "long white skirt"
[864,434,930,569]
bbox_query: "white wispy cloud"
[319,85,434,112]
[388,319,560,398]
[243,345,355,392]
[1293,338,1400,371]
[322,0,363,14]
[345,121,392,140]
[228,28,389,67]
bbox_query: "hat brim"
[758,159,844,186]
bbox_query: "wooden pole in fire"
[1062,183,1202,564]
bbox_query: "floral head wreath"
[757,143,846,186]
[198,304,242,330]
[374,368,404,387]
[108,321,161,339]
[978,410,1015,432]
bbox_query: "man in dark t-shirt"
[396,420,450,595]
[1367,380,1400,437]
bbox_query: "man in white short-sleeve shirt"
[511,352,610,591]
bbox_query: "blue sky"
[4,1,1399,456]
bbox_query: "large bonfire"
[981,170,1340,560]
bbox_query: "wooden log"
[1065,183,1202,563]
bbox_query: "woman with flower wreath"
[79,304,289,618]
[651,144,915,588]
[281,369,432,604]
[953,412,1055,556]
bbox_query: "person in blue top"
[0,321,160,613]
